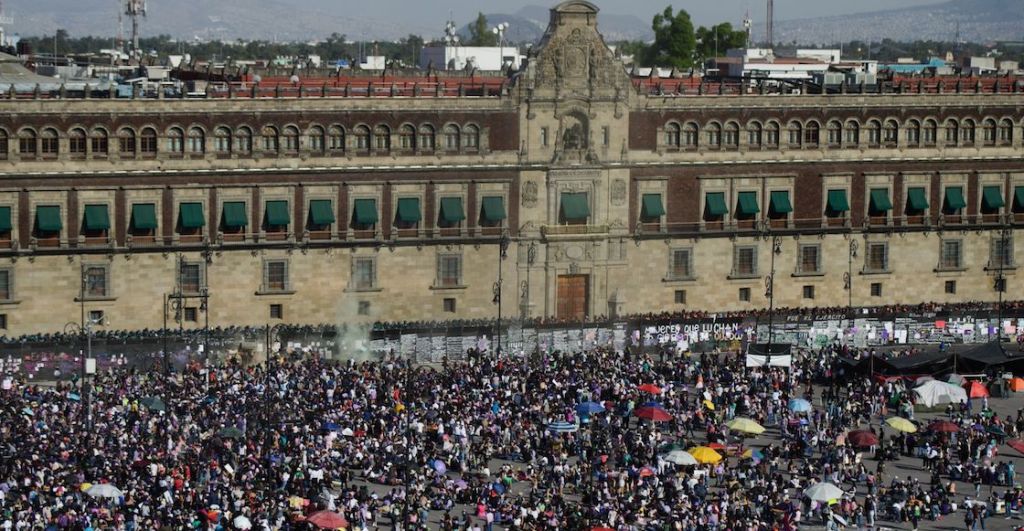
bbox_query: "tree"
[695,23,748,61]
[468,12,498,47]
[644,7,696,69]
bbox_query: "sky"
[357,0,946,31]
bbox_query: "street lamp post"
[65,319,95,430]
[492,23,509,70]
[844,239,859,344]
[764,235,782,365]
[493,235,510,356]
[996,224,1011,347]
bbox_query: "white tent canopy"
[913,379,968,408]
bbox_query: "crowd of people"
[1,339,1024,529]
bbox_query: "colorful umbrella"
[706,442,726,450]
[662,449,699,465]
[576,402,605,415]
[1010,377,1024,392]
[688,446,723,464]
[85,483,124,499]
[741,448,765,461]
[702,399,715,410]
[927,420,960,433]
[637,383,662,395]
[1007,439,1024,455]
[846,429,879,448]
[633,406,673,422]
[965,381,990,398]
[726,417,766,435]
[306,510,349,530]
[431,459,447,474]
[547,421,578,433]
[804,482,846,502]
[787,398,812,413]
[638,466,656,478]
[140,396,166,412]
[884,416,917,433]
[987,425,1007,436]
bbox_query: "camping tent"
[913,379,968,408]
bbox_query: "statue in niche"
[522,180,538,207]
[560,112,588,151]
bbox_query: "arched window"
[417,124,434,151]
[373,125,390,151]
[705,122,722,148]
[746,122,762,148]
[328,126,345,152]
[399,124,416,150]
[262,126,279,152]
[0,129,7,160]
[214,127,232,154]
[865,120,881,146]
[69,128,87,157]
[18,129,37,156]
[923,119,937,145]
[308,126,325,153]
[443,124,460,150]
[906,120,921,147]
[140,128,157,155]
[999,119,1013,145]
[982,118,997,146]
[723,122,739,149]
[883,119,899,146]
[764,121,780,147]
[118,128,136,155]
[236,127,253,154]
[944,119,959,146]
[188,127,205,154]
[354,125,371,151]
[282,126,300,153]
[803,121,819,147]
[826,121,842,146]
[961,119,976,145]
[844,121,860,147]
[40,128,59,157]
[664,122,681,148]
[787,121,802,147]
[682,122,698,148]
[167,127,184,154]
[91,128,109,155]
[463,124,480,150]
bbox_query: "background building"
[0,0,1022,335]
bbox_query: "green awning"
[944,186,966,211]
[641,194,666,218]
[481,196,506,221]
[221,201,248,228]
[439,197,465,223]
[1015,187,1024,211]
[906,187,929,212]
[352,199,378,225]
[869,188,892,213]
[131,203,157,230]
[179,202,204,229]
[826,189,849,213]
[264,200,290,226]
[308,199,335,225]
[395,197,421,223]
[737,191,760,215]
[769,191,793,215]
[982,186,1005,210]
[36,205,62,232]
[83,204,110,231]
[705,192,728,216]
[0,206,12,232]
[560,192,590,221]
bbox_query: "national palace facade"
[0,0,1023,335]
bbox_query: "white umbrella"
[341,427,354,437]
[662,449,699,466]
[233,515,253,530]
[803,482,846,502]
[85,483,124,499]
[913,380,968,408]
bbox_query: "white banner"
[745,354,792,368]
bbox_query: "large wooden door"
[556,275,589,321]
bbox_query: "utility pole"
[766,0,774,49]
[764,235,782,365]
[493,235,510,356]
[844,239,859,345]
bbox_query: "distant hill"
[765,0,1024,44]
[457,5,653,46]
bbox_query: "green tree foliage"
[695,23,747,60]
[644,6,696,69]
[468,12,498,47]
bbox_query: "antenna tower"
[766,0,774,48]
[125,0,146,60]
[0,0,14,48]
[743,10,753,48]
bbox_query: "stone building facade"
[0,0,1022,335]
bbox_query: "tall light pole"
[492,22,509,70]
[844,239,859,344]
[493,235,510,356]
[764,235,782,365]
[65,319,96,430]
[996,223,1011,347]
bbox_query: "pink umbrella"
[306,510,349,529]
